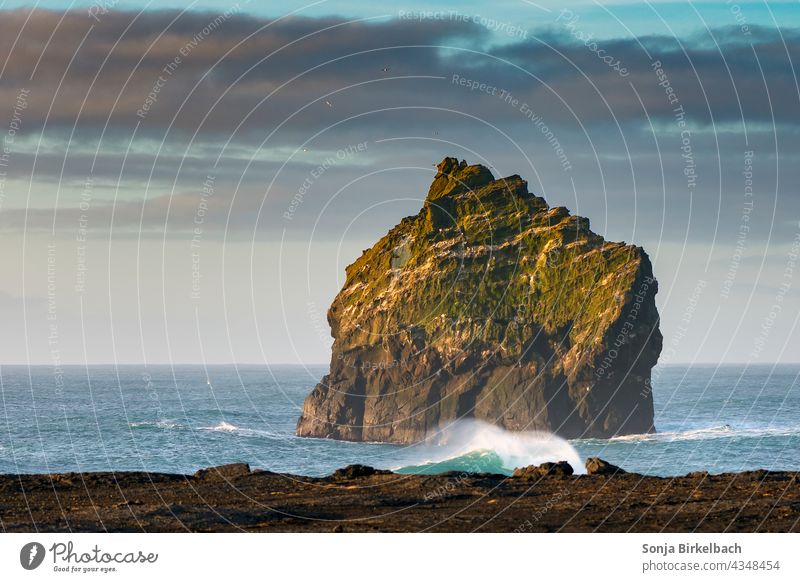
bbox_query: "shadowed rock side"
[296,158,662,443]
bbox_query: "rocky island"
[297,158,663,443]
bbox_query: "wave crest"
[197,421,278,438]
[128,419,180,429]
[590,424,800,444]
[395,419,583,476]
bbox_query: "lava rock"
[513,461,575,478]
[194,463,251,480]
[296,157,662,444]
[685,470,710,479]
[585,457,627,476]
[331,464,390,479]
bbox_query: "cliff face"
[296,158,662,443]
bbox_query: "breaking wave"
[128,419,180,429]
[586,424,800,444]
[396,449,509,475]
[394,419,583,476]
[196,421,280,438]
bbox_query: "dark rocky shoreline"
[2,461,798,532]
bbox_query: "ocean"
[0,364,798,477]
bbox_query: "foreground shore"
[1,463,798,532]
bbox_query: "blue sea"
[1,364,798,477]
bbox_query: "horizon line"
[2,361,800,367]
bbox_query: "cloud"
[0,8,486,133]
[0,7,798,240]
[2,9,797,136]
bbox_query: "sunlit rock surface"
[296,158,662,443]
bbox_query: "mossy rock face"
[296,157,663,443]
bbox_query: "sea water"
[0,364,798,477]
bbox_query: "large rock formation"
[296,158,662,443]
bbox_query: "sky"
[0,1,798,365]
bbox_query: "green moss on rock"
[297,158,663,443]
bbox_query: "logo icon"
[20,542,46,570]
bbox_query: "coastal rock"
[331,464,391,479]
[296,157,662,443]
[513,461,575,478]
[585,457,627,475]
[685,470,710,479]
[194,463,251,480]
[4,466,800,532]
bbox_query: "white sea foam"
[396,419,584,474]
[197,421,279,438]
[129,419,180,429]
[586,424,800,444]
[202,421,238,432]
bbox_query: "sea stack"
[296,158,662,443]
